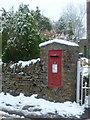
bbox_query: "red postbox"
[48,50,62,87]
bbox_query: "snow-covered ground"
[0,92,87,119]
[0,57,89,119]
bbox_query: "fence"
[76,59,90,107]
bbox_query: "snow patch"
[10,58,40,68]
[80,57,89,78]
[39,39,79,47]
[0,110,24,119]
[0,92,85,119]
[0,59,2,66]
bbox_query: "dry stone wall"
[2,41,79,102]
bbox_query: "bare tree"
[55,3,86,43]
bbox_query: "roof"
[39,39,79,47]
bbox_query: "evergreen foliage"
[31,7,53,41]
[31,7,52,32]
[2,4,42,62]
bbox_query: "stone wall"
[2,61,46,95]
[2,42,79,102]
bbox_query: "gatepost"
[39,38,79,102]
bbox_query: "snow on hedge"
[0,92,85,119]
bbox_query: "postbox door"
[48,50,62,87]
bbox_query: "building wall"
[87,1,90,58]
[79,39,88,57]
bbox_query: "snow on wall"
[39,39,79,47]
[10,58,40,68]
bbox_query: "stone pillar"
[39,39,79,102]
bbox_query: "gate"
[76,59,90,107]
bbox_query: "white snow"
[84,96,89,108]
[0,111,24,119]
[82,66,89,78]
[10,58,40,68]
[80,57,88,65]
[0,59,2,66]
[0,92,86,119]
[80,57,89,78]
[39,38,79,47]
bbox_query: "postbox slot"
[50,54,59,57]
[50,56,59,57]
